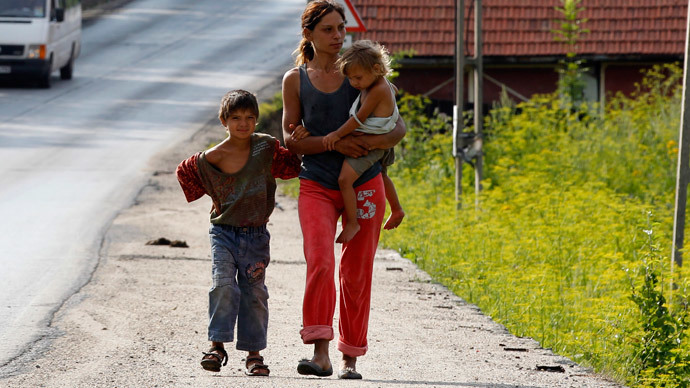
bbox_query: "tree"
[552,0,589,104]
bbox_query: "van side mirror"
[54,8,64,22]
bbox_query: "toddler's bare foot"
[384,210,405,230]
[336,222,360,243]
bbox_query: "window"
[0,0,46,18]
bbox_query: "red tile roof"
[349,0,687,57]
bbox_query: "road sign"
[336,0,366,32]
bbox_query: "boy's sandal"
[245,355,270,376]
[200,346,228,372]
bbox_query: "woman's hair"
[336,40,391,78]
[294,0,346,66]
[218,89,259,122]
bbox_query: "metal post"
[473,0,483,201]
[455,0,465,207]
[672,2,690,268]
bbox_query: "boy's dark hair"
[218,89,259,122]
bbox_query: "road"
[0,0,303,367]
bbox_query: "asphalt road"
[0,0,304,367]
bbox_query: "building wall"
[603,64,652,99]
[395,62,674,109]
[394,67,456,101]
[394,66,560,105]
[482,67,559,103]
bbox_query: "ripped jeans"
[207,224,270,351]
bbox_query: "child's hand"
[290,124,310,141]
[322,132,340,151]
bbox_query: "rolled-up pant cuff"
[236,340,266,352]
[300,325,334,344]
[208,330,233,343]
[338,340,367,357]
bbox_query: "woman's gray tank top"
[298,64,381,190]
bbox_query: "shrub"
[382,63,687,385]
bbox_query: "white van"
[0,0,81,88]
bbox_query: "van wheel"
[38,56,53,88]
[60,49,74,80]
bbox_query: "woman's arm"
[282,68,328,156]
[359,115,407,150]
[282,68,370,157]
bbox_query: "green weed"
[382,63,688,385]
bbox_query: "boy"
[176,89,301,376]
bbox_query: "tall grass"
[382,63,689,386]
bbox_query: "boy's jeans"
[208,224,270,351]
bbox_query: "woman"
[281,0,406,380]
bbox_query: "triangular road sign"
[337,0,366,32]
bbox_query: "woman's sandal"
[245,355,270,376]
[200,346,228,372]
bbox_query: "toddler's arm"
[323,116,358,151]
[323,84,388,151]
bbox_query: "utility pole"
[672,2,690,268]
[454,0,465,206]
[454,0,484,208]
[473,0,484,201]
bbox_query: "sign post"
[672,2,690,268]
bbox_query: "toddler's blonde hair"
[337,40,391,78]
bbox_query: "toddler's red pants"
[297,174,385,357]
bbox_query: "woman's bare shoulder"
[283,67,301,83]
[283,67,301,103]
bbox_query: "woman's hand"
[290,124,311,141]
[322,132,340,151]
[334,135,369,158]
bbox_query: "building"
[349,0,686,111]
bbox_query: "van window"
[0,0,46,18]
